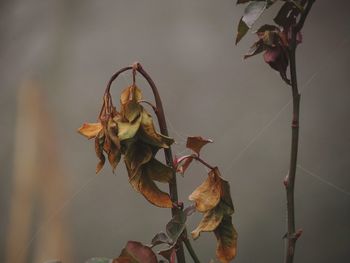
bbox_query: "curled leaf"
[174,155,194,175]
[192,205,224,239]
[120,85,142,105]
[139,109,174,148]
[78,122,103,139]
[186,136,213,155]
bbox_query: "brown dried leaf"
[78,122,103,139]
[189,168,221,212]
[215,215,238,263]
[186,136,213,155]
[138,172,173,208]
[124,101,142,123]
[95,131,105,173]
[107,143,121,173]
[107,117,121,149]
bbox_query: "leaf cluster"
[235,0,307,84]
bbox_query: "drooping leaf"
[116,241,157,263]
[107,117,121,148]
[78,122,103,139]
[125,141,152,172]
[192,204,224,239]
[236,0,250,4]
[186,136,213,155]
[236,1,268,44]
[95,131,106,173]
[215,216,238,263]
[143,158,173,183]
[139,109,174,148]
[139,175,173,208]
[107,142,121,173]
[189,168,222,212]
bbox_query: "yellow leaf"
[78,122,103,139]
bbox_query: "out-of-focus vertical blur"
[0,0,349,262]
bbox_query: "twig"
[284,2,315,262]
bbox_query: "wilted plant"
[78,63,237,263]
[235,1,315,263]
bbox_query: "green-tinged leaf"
[124,101,142,123]
[116,241,157,263]
[214,216,238,263]
[216,169,235,214]
[236,1,267,44]
[192,205,224,240]
[86,258,113,263]
[166,210,187,242]
[186,136,213,155]
[117,114,142,141]
[143,158,173,183]
[95,131,105,173]
[78,122,103,139]
[189,168,222,212]
[151,232,172,247]
[244,40,265,59]
[139,109,174,148]
[236,18,249,44]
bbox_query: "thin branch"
[284,2,315,262]
[183,237,201,263]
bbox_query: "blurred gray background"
[1,0,349,262]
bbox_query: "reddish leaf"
[174,155,194,175]
[186,136,213,155]
[115,241,157,263]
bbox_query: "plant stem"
[135,63,187,263]
[183,237,201,263]
[284,2,314,262]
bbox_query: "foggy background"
[1,0,349,262]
